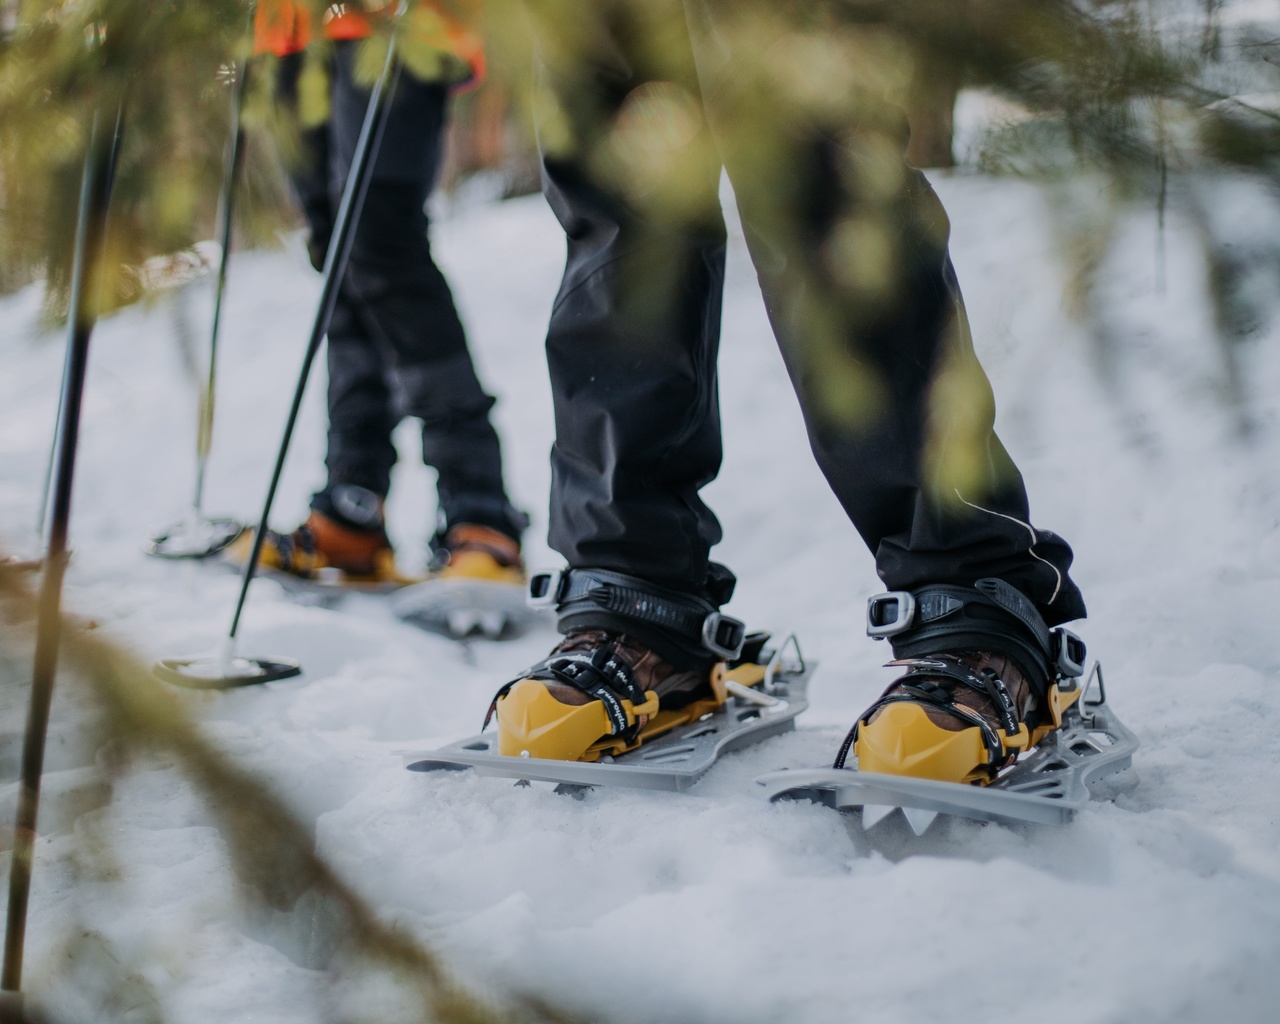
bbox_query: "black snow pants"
[279,43,522,540]
[530,0,1086,627]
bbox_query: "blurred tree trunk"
[443,78,541,197]
[904,65,959,169]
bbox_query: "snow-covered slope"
[2,172,1279,1023]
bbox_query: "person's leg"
[327,42,523,542]
[679,0,1087,782]
[319,321,399,506]
[274,53,334,268]
[528,0,729,606]
[681,0,1083,628]
[274,51,398,528]
[480,2,738,769]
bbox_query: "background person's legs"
[322,42,523,540]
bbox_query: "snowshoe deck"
[392,578,542,640]
[260,566,413,600]
[758,664,1137,833]
[405,638,812,792]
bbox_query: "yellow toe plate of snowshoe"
[496,662,748,763]
[584,695,724,760]
[223,531,413,590]
[495,678,660,761]
[855,683,1077,785]
[855,703,992,784]
[437,550,526,586]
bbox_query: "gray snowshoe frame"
[758,662,1138,834]
[404,634,812,792]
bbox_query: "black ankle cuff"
[560,613,714,673]
[535,567,746,670]
[435,502,529,549]
[311,484,385,533]
[866,578,1075,698]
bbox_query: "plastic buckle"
[527,568,566,610]
[701,612,746,661]
[331,484,384,529]
[1052,627,1086,678]
[866,591,916,639]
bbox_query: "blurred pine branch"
[0,554,588,1023]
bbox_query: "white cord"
[952,489,1063,606]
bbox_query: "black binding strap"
[484,641,649,738]
[264,526,317,577]
[865,577,1085,700]
[528,568,746,662]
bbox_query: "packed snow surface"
[2,172,1279,1023]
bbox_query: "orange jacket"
[254,2,485,86]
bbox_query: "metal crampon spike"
[861,803,896,830]
[902,807,938,836]
[447,608,483,637]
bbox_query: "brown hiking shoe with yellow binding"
[485,566,749,763]
[433,524,525,585]
[838,579,1086,785]
[485,629,723,762]
[225,509,401,583]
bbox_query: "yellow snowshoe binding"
[839,579,1087,785]
[225,509,404,585]
[484,567,748,763]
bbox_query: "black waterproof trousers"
[279,44,522,540]
[531,0,1086,627]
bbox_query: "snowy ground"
[2,169,1280,1022]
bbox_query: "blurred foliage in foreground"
[0,1,1276,445]
[1,2,1276,307]
[0,2,1278,1014]
[0,555,586,1024]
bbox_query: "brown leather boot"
[536,630,710,708]
[848,650,1052,784]
[486,629,718,761]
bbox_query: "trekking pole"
[146,44,253,559]
[1,102,124,1015]
[156,44,403,689]
[33,368,66,555]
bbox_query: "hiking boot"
[850,651,1046,784]
[225,510,399,582]
[839,580,1086,785]
[486,629,722,762]
[433,523,525,586]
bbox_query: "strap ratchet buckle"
[1051,627,1086,678]
[701,612,746,661]
[866,591,916,639]
[527,568,566,610]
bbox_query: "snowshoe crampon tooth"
[901,807,938,836]
[392,578,538,640]
[861,803,896,830]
